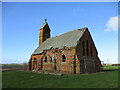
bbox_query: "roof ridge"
[43,27,88,43]
[52,27,87,38]
[40,22,48,29]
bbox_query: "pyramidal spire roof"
[41,22,48,29]
[40,19,48,29]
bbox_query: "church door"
[81,59,95,74]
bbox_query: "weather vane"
[45,19,47,23]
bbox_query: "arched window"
[34,58,37,70]
[44,57,47,62]
[50,57,52,62]
[34,58,36,61]
[40,57,43,70]
[62,55,66,62]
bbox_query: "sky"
[1,0,120,2]
[2,2,118,64]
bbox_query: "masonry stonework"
[27,21,101,74]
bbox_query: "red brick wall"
[39,23,51,45]
[76,29,101,73]
[28,47,76,74]
[27,29,101,74]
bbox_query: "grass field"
[101,65,120,70]
[2,70,118,88]
[1,64,25,69]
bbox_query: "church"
[27,20,101,74]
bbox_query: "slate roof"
[33,28,88,55]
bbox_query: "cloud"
[104,16,118,32]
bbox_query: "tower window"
[62,55,66,62]
[45,28,49,33]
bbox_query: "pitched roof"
[33,28,88,55]
[40,22,50,29]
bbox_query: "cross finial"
[45,19,47,23]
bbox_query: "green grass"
[2,70,118,88]
[2,64,24,69]
[101,65,120,70]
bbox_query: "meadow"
[101,65,120,70]
[2,68,119,88]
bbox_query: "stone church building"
[27,21,101,74]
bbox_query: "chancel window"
[90,44,92,56]
[86,40,89,56]
[82,41,85,56]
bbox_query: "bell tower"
[39,19,51,45]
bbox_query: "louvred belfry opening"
[39,19,51,45]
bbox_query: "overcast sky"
[2,2,118,64]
